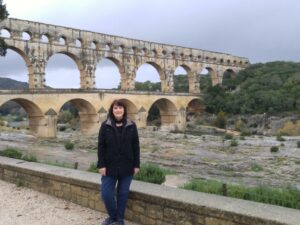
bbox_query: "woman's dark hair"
[108,99,127,121]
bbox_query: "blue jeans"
[100,175,133,221]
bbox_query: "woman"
[97,99,140,225]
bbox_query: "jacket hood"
[105,118,133,127]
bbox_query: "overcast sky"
[1,0,300,88]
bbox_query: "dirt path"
[0,180,139,225]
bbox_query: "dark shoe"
[116,220,125,225]
[101,217,116,225]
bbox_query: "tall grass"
[0,148,38,162]
[0,148,23,159]
[182,179,300,210]
[133,163,167,184]
[87,162,98,173]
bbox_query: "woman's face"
[113,105,124,121]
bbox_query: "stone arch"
[45,51,83,88]
[0,98,44,135]
[224,68,236,76]
[40,33,50,43]
[141,47,148,56]
[90,40,98,50]
[200,66,218,86]
[104,56,123,71]
[186,98,205,120]
[222,68,237,90]
[0,27,11,38]
[135,61,165,91]
[95,56,123,89]
[142,61,163,77]
[119,99,138,121]
[116,45,124,53]
[0,46,32,82]
[58,35,67,45]
[21,31,32,41]
[147,98,177,128]
[75,38,82,48]
[176,64,191,73]
[174,64,191,93]
[58,98,98,134]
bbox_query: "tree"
[0,0,9,56]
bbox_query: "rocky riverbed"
[0,127,299,189]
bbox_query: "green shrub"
[133,163,166,184]
[213,111,227,129]
[64,141,74,150]
[230,139,238,146]
[234,119,245,131]
[270,146,279,153]
[58,110,74,123]
[22,154,38,162]
[182,179,222,195]
[240,136,246,140]
[224,133,233,140]
[14,115,23,122]
[87,162,98,173]
[0,148,23,159]
[276,135,286,142]
[186,123,195,129]
[297,141,300,148]
[241,131,251,136]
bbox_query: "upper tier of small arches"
[0,18,249,67]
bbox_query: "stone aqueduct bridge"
[0,89,202,138]
[0,18,249,137]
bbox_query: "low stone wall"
[0,156,299,225]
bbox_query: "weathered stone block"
[146,204,163,219]
[164,208,186,220]
[94,201,105,212]
[76,195,89,207]
[205,217,236,225]
[88,199,95,209]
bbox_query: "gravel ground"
[0,180,139,225]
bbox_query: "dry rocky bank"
[0,121,299,190]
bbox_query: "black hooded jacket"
[97,118,140,178]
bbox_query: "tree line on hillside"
[203,61,300,114]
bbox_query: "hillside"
[203,61,300,114]
[0,77,28,89]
